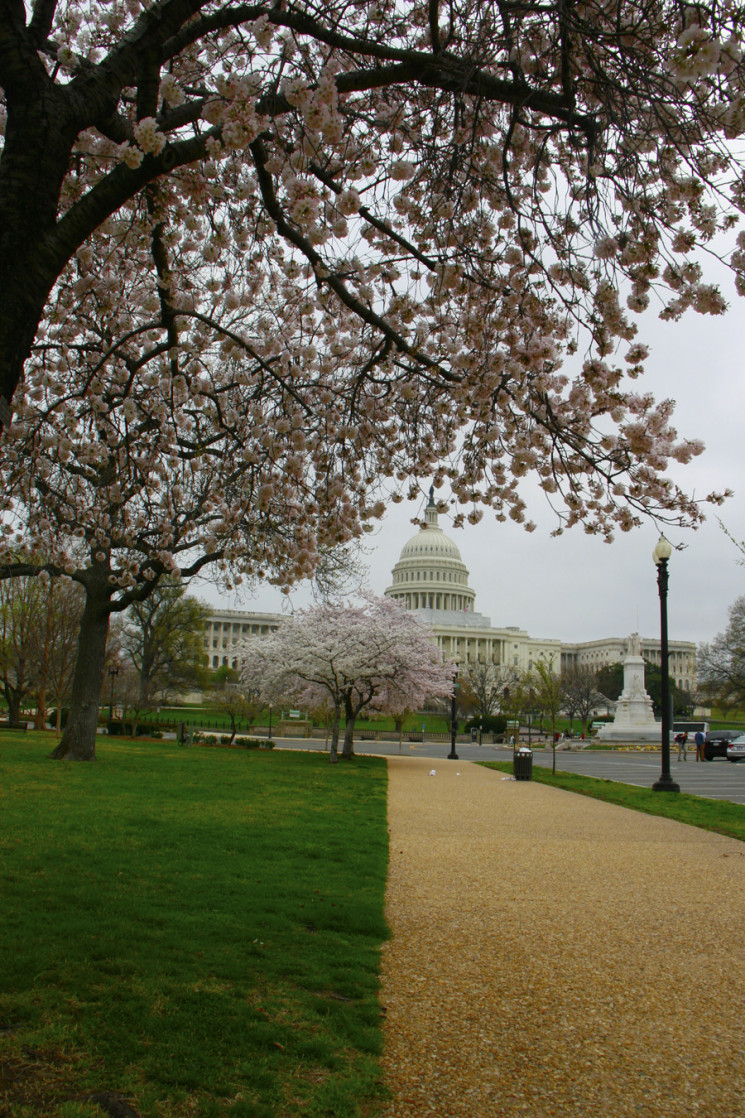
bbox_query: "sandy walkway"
[378,756,745,1117]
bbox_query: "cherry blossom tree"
[239,594,455,761]
[3,0,745,760]
[0,213,406,760]
[0,0,742,540]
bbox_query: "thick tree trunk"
[341,696,357,759]
[6,690,21,725]
[50,568,111,760]
[34,687,46,730]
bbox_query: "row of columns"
[394,592,474,611]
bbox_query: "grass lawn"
[0,734,390,1118]
[480,760,745,842]
[154,706,454,736]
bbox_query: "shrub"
[465,715,507,735]
[107,721,162,737]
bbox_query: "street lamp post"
[448,671,459,760]
[108,664,119,722]
[268,703,273,741]
[652,535,680,793]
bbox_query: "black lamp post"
[108,664,119,722]
[652,535,680,793]
[448,671,459,760]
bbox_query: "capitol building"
[203,491,697,692]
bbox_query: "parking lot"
[526,747,745,806]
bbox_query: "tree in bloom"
[239,595,455,762]
[0,210,414,760]
[0,0,741,541]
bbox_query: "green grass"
[152,706,454,735]
[0,733,390,1118]
[480,760,745,842]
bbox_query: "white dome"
[384,490,477,615]
[399,525,463,562]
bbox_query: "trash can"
[513,746,533,781]
[470,727,478,742]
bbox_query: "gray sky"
[196,270,745,649]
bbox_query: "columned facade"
[204,609,282,670]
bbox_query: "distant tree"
[0,572,84,726]
[534,658,562,772]
[120,584,209,707]
[307,699,336,752]
[31,578,85,732]
[561,666,603,737]
[500,673,535,741]
[115,664,148,736]
[460,662,520,721]
[240,595,454,762]
[698,597,745,713]
[211,666,263,744]
[0,577,41,724]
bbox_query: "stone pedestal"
[595,634,661,744]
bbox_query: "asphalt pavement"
[269,736,745,806]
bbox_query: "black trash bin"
[513,747,533,781]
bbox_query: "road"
[268,736,745,807]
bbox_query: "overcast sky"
[195,266,745,650]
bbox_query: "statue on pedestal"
[595,633,660,744]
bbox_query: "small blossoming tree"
[239,595,455,762]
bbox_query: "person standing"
[694,729,706,762]
[676,731,688,762]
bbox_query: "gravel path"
[378,756,745,1117]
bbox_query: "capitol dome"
[384,489,477,614]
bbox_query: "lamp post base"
[448,748,459,760]
[652,775,680,793]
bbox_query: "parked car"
[704,730,743,761]
[726,735,745,763]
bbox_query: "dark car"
[704,730,743,761]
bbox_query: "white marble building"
[383,491,562,672]
[202,491,697,690]
[204,609,282,670]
